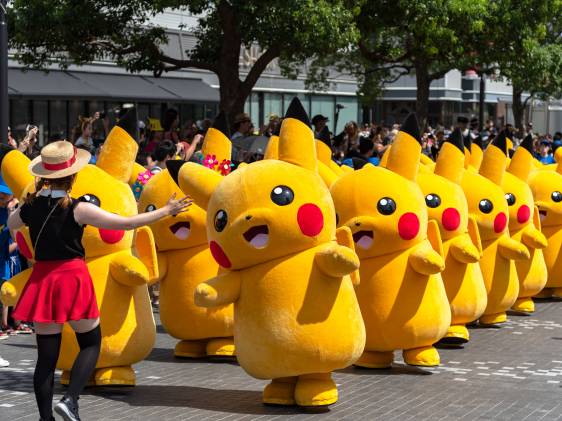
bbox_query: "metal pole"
[0,0,8,144]
[479,73,485,131]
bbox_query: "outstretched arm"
[408,240,445,275]
[194,272,242,308]
[449,233,481,264]
[110,253,153,287]
[498,234,530,260]
[315,242,360,279]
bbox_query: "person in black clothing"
[6,141,191,421]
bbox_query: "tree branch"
[240,46,281,92]
[158,53,217,72]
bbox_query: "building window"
[49,100,67,140]
[33,100,48,145]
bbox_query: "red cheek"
[398,212,420,240]
[442,208,461,231]
[517,205,530,224]
[98,228,125,244]
[494,212,507,233]
[16,231,32,260]
[210,240,231,268]
[297,203,324,237]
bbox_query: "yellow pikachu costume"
[417,129,487,343]
[529,148,562,298]
[503,135,548,312]
[331,114,450,368]
[139,114,234,358]
[1,109,158,386]
[170,98,365,407]
[461,132,529,325]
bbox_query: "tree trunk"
[512,85,524,133]
[415,63,430,130]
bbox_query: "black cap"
[116,107,139,142]
[520,134,533,154]
[492,131,508,156]
[317,126,332,146]
[212,112,230,138]
[400,113,421,145]
[446,128,465,154]
[311,114,329,125]
[457,116,469,124]
[166,160,186,186]
[285,97,311,127]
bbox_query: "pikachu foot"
[206,337,235,357]
[511,297,535,313]
[534,289,553,299]
[263,377,297,406]
[60,370,94,387]
[354,350,393,369]
[174,340,207,358]
[479,312,507,326]
[94,366,135,386]
[439,324,469,345]
[403,346,440,367]
[295,373,338,407]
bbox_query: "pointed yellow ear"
[134,226,159,283]
[385,114,422,180]
[556,147,562,175]
[479,132,508,185]
[467,215,483,256]
[97,125,138,183]
[1,150,34,199]
[167,161,221,209]
[470,143,484,170]
[508,134,534,181]
[464,147,471,169]
[434,129,465,185]
[128,162,147,187]
[317,161,339,188]
[340,164,353,173]
[420,154,433,166]
[315,140,333,166]
[533,205,542,232]
[202,113,232,164]
[278,98,317,171]
[379,145,391,167]
[264,135,279,160]
[427,220,444,259]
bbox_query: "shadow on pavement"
[337,363,433,376]
[144,347,239,366]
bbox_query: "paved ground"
[1,300,561,421]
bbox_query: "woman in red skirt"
[7,141,191,421]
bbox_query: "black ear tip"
[473,135,483,148]
[493,131,508,156]
[212,112,231,138]
[463,133,472,150]
[317,126,331,146]
[400,113,421,144]
[520,133,533,153]
[116,107,138,141]
[166,160,186,186]
[285,97,311,127]
[446,128,465,153]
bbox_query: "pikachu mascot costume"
[138,114,235,358]
[502,135,548,312]
[1,109,159,385]
[529,147,562,298]
[169,98,365,407]
[331,114,450,368]
[461,132,529,325]
[417,129,487,343]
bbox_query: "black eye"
[505,193,516,206]
[270,185,294,206]
[145,204,157,212]
[214,210,228,232]
[425,194,441,208]
[377,197,396,215]
[479,199,493,214]
[552,191,562,202]
[80,194,100,207]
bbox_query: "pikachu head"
[331,114,428,259]
[169,98,336,270]
[461,132,509,241]
[418,129,469,241]
[529,145,562,227]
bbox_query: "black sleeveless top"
[19,195,85,261]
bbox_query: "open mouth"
[353,230,374,250]
[243,225,269,249]
[539,210,547,222]
[170,222,191,240]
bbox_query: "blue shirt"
[539,155,555,165]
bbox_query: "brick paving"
[1,300,561,420]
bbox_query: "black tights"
[34,325,101,419]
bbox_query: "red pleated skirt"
[12,258,99,324]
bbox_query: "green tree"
[8,0,359,118]
[350,0,488,128]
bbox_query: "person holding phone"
[17,125,41,159]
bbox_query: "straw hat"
[29,141,91,179]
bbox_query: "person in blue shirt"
[537,140,555,165]
[342,137,380,169]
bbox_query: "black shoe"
[54,395,81,421]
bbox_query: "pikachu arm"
[0,268,32,307]
[335,226,360,285]
[449,233,481,264]
[521,225,548,250]
[134,226,160,284]
[314,242,360,280]
[408,240,445,275]
[194,271,241,308]
[497,234,530,261]
[109,252,153,287]
[155,251,168,283]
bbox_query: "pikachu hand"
[449,234,481,264]
[408,241,445,275]
[0,282,17,306]
[110,253,152,287]
[521,226,548,250]
[315,243,360,279]
[194,271,241,308]
[498,235,530,261]
[194,283,218,307]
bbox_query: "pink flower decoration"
[137,169,154,185]
[203,154,218,169]
[219,159,232,176]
